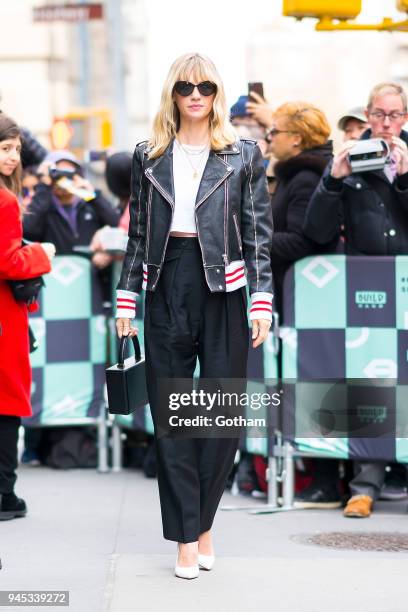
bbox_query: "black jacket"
[271,142,335,312]
[117,138,273,296]
[23,183,120,254]
[20,128,47,169]
[303,129,408,255]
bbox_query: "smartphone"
[84,150,108,163]
[248,81,264,100]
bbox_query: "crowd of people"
[1,66,408,535]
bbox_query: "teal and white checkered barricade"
[25,255,110,471]
[267,254,408,511]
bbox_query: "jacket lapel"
[144,140,234,210]
[195,151,233,209]
[145,143,175,209]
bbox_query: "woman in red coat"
[0,114,55,520]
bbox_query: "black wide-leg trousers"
[144,237,249,542]
[0,415,20,494]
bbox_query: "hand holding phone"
[248,82,264,101]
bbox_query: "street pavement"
[1,465,408,612]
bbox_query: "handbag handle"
[117,334,142,369]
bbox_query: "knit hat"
[230,95,250,120]
[105,151,132,199]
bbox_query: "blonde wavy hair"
[148,53,236,159]
[273,102,331,150]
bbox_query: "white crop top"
[171,140,210,233]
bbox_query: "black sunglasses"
[174,81,217,97]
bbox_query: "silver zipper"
[195,168,234,210]
[145,172,175,210]
[223,154,229,267]
[159,210,175,268]
[158,161,175,268]
[195,210,206,266]
[145,184,153,258]
[233,212,243,255]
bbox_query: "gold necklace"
[176,139,209,179]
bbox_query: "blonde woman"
[116,53,273,579]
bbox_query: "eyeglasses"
[369,110,406,122]
[174,81,217,97]
[265,128,294,142]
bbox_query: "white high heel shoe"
[174,564,200,579]
[174,544,199,579]
[198,553,215,571]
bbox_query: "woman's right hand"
[40,242,56,261]
[116,318,138,338]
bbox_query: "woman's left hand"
[251,318,271,348]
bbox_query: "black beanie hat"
[105,151,132,199]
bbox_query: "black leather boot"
[0,493,27,520]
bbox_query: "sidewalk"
[1,466,408,612]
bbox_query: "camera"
[348,138,390,173]
[48,166,77,181]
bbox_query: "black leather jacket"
[117,138,273,301]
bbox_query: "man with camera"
[304,82,408,518]
[23,150,119,267]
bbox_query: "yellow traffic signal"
[53,108,113,159]
[397,0,408,12]
[50,119,74,150]
[283,0,362,20]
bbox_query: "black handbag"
[28,325,39,353]
[106,335,148,415]
[9,276,45,304]
[8,241,45,304]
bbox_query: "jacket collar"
[144,138,235,209]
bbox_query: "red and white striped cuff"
[116,289,137,319]
[249,292,273,321]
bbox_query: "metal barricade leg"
[111,420,123,472]
[267,456,278,507]
[282,441,295,508]
[97,404,109,473]
[250,443,299,514]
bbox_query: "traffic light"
[51,108,112,159]
[397,0,408,12]
[283,0,362,20]
[50,119,74,150]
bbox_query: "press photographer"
[304,81,408,256]
[22,150,120,261]
[303,82,408,519]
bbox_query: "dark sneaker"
[21,449,41,467]
[0,493,27,521]
[294,485,342,509]
[379,482,408,501]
